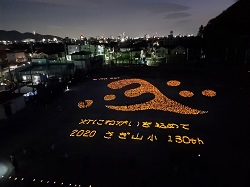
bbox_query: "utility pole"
[0,64,3,83]
[29,66,34,92]
[64,40,68,63]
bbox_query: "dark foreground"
[0,65,249,187]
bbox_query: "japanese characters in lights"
[70,117,204,144]
[202,89,216,97]
[105,78,207,114]
[78,118,190,130]
[78,100,93,108]
[179,90,194,97]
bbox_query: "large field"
[0,65,249,187]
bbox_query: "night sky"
[0,0,235,38]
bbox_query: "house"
[170,46,186,55]
[67,45,80,55]
[0,50,7,64]
[167,45,187,64]
[32,47,66,63]
[155,47,168,58]
[80,44,96,57]
[130,47,143,64]
[7,51,28,63]
[144,46,168,66]
[70,51,91,70]
[17,60,75,85]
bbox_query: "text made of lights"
[78,118,190,130]
[69,129,204,144]
[73,78,214,145]
[69,118,204,145]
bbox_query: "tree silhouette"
[197,25,204,38]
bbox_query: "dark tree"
[197,25,204,38]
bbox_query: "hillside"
[203,0,250,47]
[202,0,250,64]
[0,30,62,41]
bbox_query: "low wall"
[0,96,25,120]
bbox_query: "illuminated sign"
[168,135,204,144]
[70,118,203,144]
[78,78,216,114]
[104,79,214,114]
[78,118,190,130]
[70,129,96,137]
[72,78,215,145]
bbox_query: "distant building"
[32,52,48,59]
[31,58,47,64]
[22,38,35,43]
[80,44,96,57]
[17,62,75,85]
[70,51,91,70]
[7,51,28,63]
[145,46,168,66]
[67,45,80,55]
[0,50,8,64]
[170,46,186,55]
[155,47,168,58]
[167,45,186,64]
[144,34,150,40]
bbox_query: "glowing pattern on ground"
[167,80,181,86]
[179,90,194,97]
[202,90,216,97]
[105,78,207,114]
[78,100,93,109]
[104,94,116,101]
